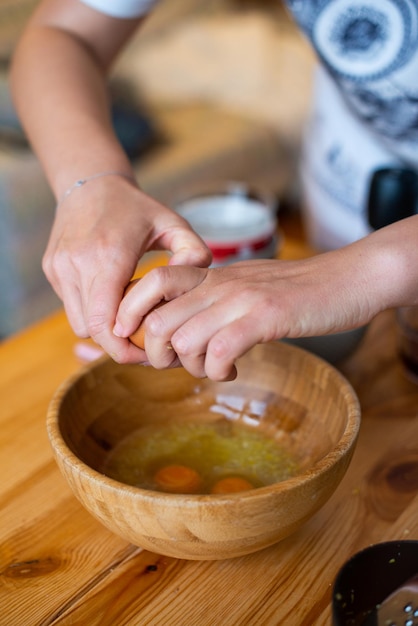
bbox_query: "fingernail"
[113,322,124,337]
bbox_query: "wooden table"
[1,225,418,626]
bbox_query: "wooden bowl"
[46,342,360,560]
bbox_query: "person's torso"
[286,0,418,164]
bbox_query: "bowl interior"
[54,342,359,491]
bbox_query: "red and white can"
[175,183,279,267]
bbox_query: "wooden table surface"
[1,222,418,626]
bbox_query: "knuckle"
[171,329,192,356]
[147,265,172,289]
[41,253,52,277]
[177,355,207,379]
[43,249,73,279]
[110,351,128,365]
[72,326,90,339]
[209,335,232,360]
[146,309,166,338]
[86,314,108,339]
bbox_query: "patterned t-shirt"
[80,0,418,247]
[289,0,418,156]
[288,0,418,247]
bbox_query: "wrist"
[57,170,138,207]
[352,216,418,312]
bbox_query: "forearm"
[111,214,418,378]
[10,3,140,199]
[338,214,418,317]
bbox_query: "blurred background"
[0,0,315,339]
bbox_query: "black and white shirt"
[81,0,418,246]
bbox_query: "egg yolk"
[153,464,202,494]
[210,476,255,494]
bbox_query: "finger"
[138,303,185,369]
[62,278,151,363]
[176,353,208,378]
[114,266,208,338]
[144,306,208,377]
[42,238,92,337]
[59,279,90,338]
[204,320,255,381]
[160,223,212,268]
[169,243,212,268]
[171,304,262,381]
[83,275,137,362]
[79,269,147,363]
[131,268,211,371]
[142,302,218,378]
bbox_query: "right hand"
[42,174,212,360]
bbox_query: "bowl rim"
[46,347,361,504]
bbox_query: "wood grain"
[46,341,360,560]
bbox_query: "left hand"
[113,252,377,381]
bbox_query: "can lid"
[176,194,277,246]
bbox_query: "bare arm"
[115,214,418,380]
[10,0,211,357]
[10,0,140,193]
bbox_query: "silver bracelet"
[57,171,137,206]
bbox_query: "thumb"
[165,227,212,268]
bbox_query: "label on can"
[176,192,278,266]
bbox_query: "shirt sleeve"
[79,0,159,18]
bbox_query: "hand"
[42,175,211,359]
[114,249,381,381]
